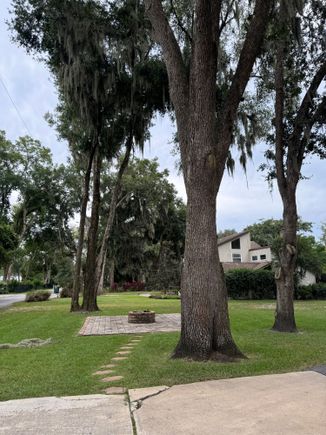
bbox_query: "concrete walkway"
[0,394,133,435]
[1,371,325,434]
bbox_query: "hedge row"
[225,269,276,300]
[225,269,326,300]
[296,283,326,300]
[0,280,52,293]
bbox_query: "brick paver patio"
[79,313,181,336]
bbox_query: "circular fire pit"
[128,310,155,324]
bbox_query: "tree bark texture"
[145,0,272,360]
[82,147,101,311]
[273,190,298,332]
[71,147,95,312]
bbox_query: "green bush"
[225,269,276,300]
[25,290,51,302]
[297,283,326,300]
[0,284,8,294]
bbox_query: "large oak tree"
[144,0,273,359]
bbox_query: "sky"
[0,1,325,239]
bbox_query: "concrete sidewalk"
[131,371,326,435]
[1,371,325,434]
[0,394,133,435]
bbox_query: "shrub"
[225,269,276,300]
[297,283,326,300]
[109,282,118,292]
[122,281,145,291]
[7,280,34,293]
[25,290,51,302]
[0,284,8,294]
[60,287,72,298]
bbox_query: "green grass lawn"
[0,294,325,401]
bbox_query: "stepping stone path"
[101,375,124,383]
[101,364,116,369]
[92,335,144,393]
[93,370,115,376]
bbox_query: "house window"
[232,254,241,263]
[252,256,258,261]
[231,238,240,249]
[260,254,267,260]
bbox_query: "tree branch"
[169,0,192,43]
[144,0,189,164]
[218,0,273,161]
[291,59,326,166]
[274,37,287,196]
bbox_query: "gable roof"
[250,241,261,250]
[217,231,249,247]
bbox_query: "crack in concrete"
[130,386,171,413]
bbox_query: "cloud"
[0,1,68,164]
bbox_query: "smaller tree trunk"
[107,257,115,289]
[97,255,106,295]
[82,147,101,312]
[71,147,95,312]
[272,190,298,333]
[93,140,132,300]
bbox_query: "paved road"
[0,293,26,309]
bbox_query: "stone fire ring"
[128,310,155,324]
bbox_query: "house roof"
[217,231,249,246]
[249,246,271,252]
[250,241,261,250]
[222,262,271,272]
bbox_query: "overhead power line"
[0,72,32,136]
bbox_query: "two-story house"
[217,230,316,285]
[218,231,272,270]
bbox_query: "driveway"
[0,293,26,309]
[0,292,57,309]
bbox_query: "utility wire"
[0,72,32,136]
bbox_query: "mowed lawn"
[0,294,325,401]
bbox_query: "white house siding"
[218,232,252,263]
[299,270,317,286]
[249,247,272,262]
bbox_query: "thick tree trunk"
[82,147,101,311]
[213,258,245,357]
[71,148,95,312]
[174,165,242,360]
[174,180,218,359]
[273,190,298,332]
